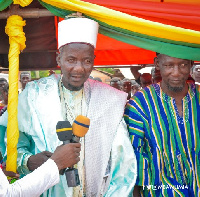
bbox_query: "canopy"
[0,0,200,70]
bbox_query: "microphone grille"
[72,115,90,137]
[56,121,72,130]
[56,121,72,141]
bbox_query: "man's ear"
[190,61,194,77]
[154,57,160,70]
[190,61,194,72]
[56,51,61,66]
[190,71,194,78]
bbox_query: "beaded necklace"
[58,78,87,197]
[59,79,84,122]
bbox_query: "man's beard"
[166,83,184,92]
[67,83,83,91]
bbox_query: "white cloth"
[83,79,136,196]
[0,159,59,197]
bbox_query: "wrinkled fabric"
[0,74,137,197]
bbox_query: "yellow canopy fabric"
[42,0,200,45]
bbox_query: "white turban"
[58,17,99,49]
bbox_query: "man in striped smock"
[124,54,200,197]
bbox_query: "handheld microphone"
[56,121,72,175]
[65,115,90,187]
[71,115,90,143]
[56,121,73,144]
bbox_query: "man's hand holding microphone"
[56,115,90,187]
[27,143,81,172]
[51,143,81,171]
[27,115,90,187]
[1,116,89,197]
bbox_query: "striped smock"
[124,83,200,197]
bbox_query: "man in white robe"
[0,144,81,197]
[0,16,137,197]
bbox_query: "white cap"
[58,17,99,49]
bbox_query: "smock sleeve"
[124,98,150,187]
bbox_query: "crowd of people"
[109,65,161,100]
[0,16,200,197]
[0,78,8,116]
[0,72,31,117]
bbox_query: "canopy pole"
[5,14,26,173]
[3,2,54,174]
[0,4,54,19]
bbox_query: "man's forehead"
[123,81,131,84]
[141,77,151,83]
[63,42,94,50]
[60,43,95,57]
[158,54,191,63]
[21,73,30,77]
[195,65,200,70]
[0,81,7,85]
[111,81,120,84]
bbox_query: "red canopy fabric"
[57,16,156,66]
[95,34,155,65]
[84,0,200,31]
[81,0,200,65]
[1,0,199,69]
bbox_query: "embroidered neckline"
[59,79,84,122]
[153,83,196,124]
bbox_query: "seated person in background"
[151,67,162,83]
[0,83,8,116]
[130,64,145,85]
[191,64,200,84]
[140,73,152,88]
[0,78,8,111]
[110,77,122,90]
[131,53,162,85]
[131,80,141,96]
[49,70,56,76]
[130,66,155,87]
[19,71,31,92]
[0,78,7,89]
[121,78,132,100]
